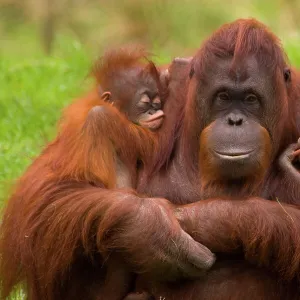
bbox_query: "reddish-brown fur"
[2,19,300,300]
[0,90,159,299]
[92,46,162,91]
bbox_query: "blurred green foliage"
[1,0,300,59]
[0,39,91,202]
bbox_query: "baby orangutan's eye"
[137,94,150,108]
[140,94,150,103]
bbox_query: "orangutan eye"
[244,94,258,105]
[140,94,150,103]
[214,92,231,109]
[217,92,230,101]
[137,94,151,109]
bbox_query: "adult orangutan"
[2,18,300,300]
[134,19,300,299]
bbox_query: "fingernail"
[204,253,216,269]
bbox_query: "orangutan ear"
[101,91,112,103]
[284,68,291,83]
[189,66,195,78]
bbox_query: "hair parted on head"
[191,19,289,81]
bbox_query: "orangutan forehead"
[196,56,276,98]
[112,68,158,95]
[201,56,271,85]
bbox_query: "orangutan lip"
[213,149,255,160]
[145,111,165,123]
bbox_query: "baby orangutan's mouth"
[140,111,165,130]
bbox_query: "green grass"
[0,34,92,203]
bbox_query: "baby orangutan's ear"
[101,91,112,103]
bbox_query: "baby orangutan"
[91,46,167,190]
[89,47,167,300]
